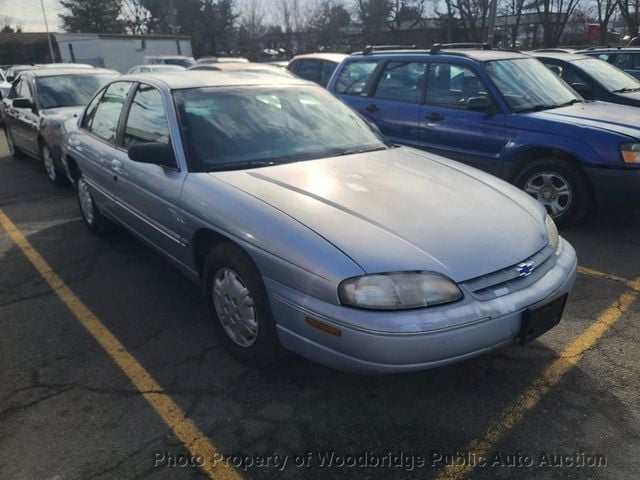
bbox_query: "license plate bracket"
[519,294,568,345]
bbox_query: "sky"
[0,0,63,32]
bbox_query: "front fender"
[181,173,365,305]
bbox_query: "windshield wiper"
[325,145,388,158]
[613,87,640,93]
[519,99,580,112]
[207,160,283,172]
[519,104,556,113]
[556,99,582,107]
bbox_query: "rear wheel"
[4,127,25,159]
[41,143,67,186]
[515,158,589,227]
[203,243,283,367]
[76,173,114,235]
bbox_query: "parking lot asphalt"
[0,131,639,480]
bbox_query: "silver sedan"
[60,71,577,373]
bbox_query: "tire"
[4,127,26,159]
[76,173,114,236]
[41,143,68,187]
[514,158,590,227]
[203,243,283,367]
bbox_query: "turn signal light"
[306,317,342,336]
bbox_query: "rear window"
[335,60,379,95]
[36,74,116,109]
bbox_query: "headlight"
[546,215,560,254]
[620,143,640,164]
[338,272,462,310]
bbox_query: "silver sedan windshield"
[484,58,581,112]
[173,85,388,171]
[574,58,640,93]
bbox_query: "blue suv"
[327,45,640,225]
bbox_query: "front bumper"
[585,166,640,210]
[267,240,577,374]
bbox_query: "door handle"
[426,112,444,122]
[111,159,125,174]
[365,104,380,113]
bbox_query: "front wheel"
[514,159,590,227]
[203,243,283,367]
[4,127,25,159]
[76,173,114,235]
[41,143,67,186]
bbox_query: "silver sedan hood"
[213,147,548,282]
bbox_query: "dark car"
[1,67,117,185]
[327,44,640,225]
[287,53,347,87]
[532,50,640,104]
[577,47,640,79]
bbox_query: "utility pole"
[169,0,182,55]
[40,0,56,63]
[487,0,498,46]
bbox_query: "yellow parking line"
[577,265,639,291]
[0,209,242,480]
[435,287,638,480]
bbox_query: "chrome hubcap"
[78,178,95,225]
[524,172,572,218]
[212,268,258,347]
[43,146,56,180]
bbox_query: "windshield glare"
[36,75,115,109]
[574,58,640,92]
[174,85,387,171]
[484,58,580,112]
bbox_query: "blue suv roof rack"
[362,45,418,55]
[430,43,492,54]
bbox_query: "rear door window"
[319,61,337,87]
[294,60,321,83]
[83,81,132,144]
[374,61,427,104]
[335,60,379,95]
[614,53,640,69]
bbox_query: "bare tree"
[387,0,426,40]
[526,0,582,47]
[354,0,393,42]
[443,0,492,42]
[238,0,267,58]
[308,0,351,48]
[593,0,617,44]
[618,0,640,37]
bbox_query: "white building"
[54,33,193,73]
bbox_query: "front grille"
[463,245,556,301]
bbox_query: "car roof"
[529,51,591,61]
[578,47,640,53]
[290,53,348,63]
[350,48,526,61]
[22,67,118,78]
[145,55,194,59]
[119,70,310,89]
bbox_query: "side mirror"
[467,96,494,112]
[6,76,14,82]
[128,142,177,169]
[12,97,33,109]
[571,82,591,96]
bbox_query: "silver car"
[60,71,577,374]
